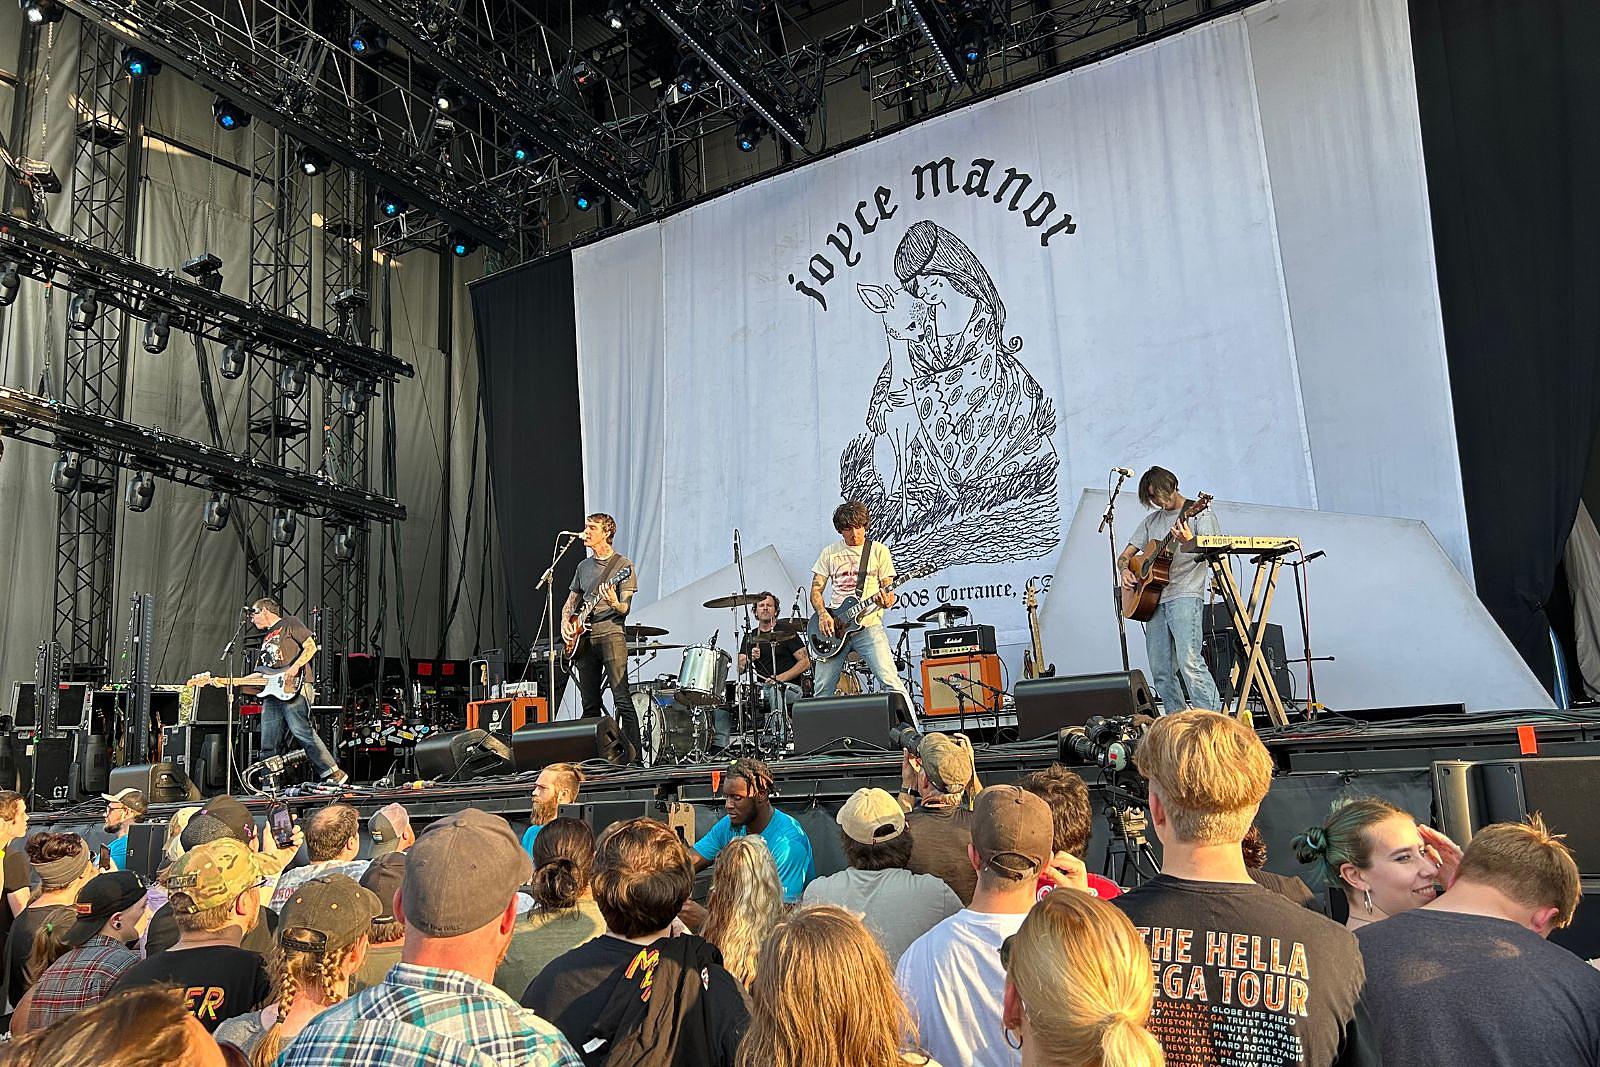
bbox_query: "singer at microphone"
[559,513,644,764]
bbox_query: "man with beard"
[690,758,815,903]
[520,764,585,860]
[95,788,146,871]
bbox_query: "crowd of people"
[0,710,1595,1066]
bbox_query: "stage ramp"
[1040,490,1551,714]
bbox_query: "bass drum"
[677,645,731,706]
[635,683,709,766]
[834,667,863,695]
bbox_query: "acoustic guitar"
[1120,493,1214,622]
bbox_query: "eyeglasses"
[998,933,1015,969]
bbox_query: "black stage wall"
[1410,0,1600,691]
[471,252,585,651]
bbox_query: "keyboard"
[1194,535,1299,553]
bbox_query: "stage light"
[181,251,223,291]
[571,60,595,88]
[50,451,80,494]
[20,0,63,25]
[271,509,298,547]
[433,82,457,111]
[349,20,386,55]
[958,24,984,65]
[120,45,161,77]
[278,360,307,400]
[203,490,231,531]
[338,381,371,417]
[141,310,172,354]
[67,285,98,331]
[675,55,704,95]
[604,4,627,31]
[219,335,247,380]
[212,95,250,131]
[297,147,330,176]
[0,261,19,307]
[735,114,765,153]
[332,523,360,562]
[125,470,156,513]
[574,185,599,212]
[377,190,407,218]
[510,136,532,164]
[448,233,478,258]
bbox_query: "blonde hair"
[1134,711,1272,844]
[250,925,369,1067]
[1007,890,1165,1067]
[171,895,236,934]
[164,806,204,864]
[0,987,215,1067]
[701,836,783,988]
[736,905,928,1067]
[1455,814,1581,928]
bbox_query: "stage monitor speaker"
[124,822,169,880]
[10,681,35,729]
[414,729,515,782]
[921,654,1004,717]
[109,762,200,805]
[1014,670,1154,742]
[1475,756,1600,878]
[27,735,79,807]
[558,799,696,845]
[164,724,231,795]
[790,693,900,754]
[510,718,623,772]
[78,733,110,795]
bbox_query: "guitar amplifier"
[1201,604,1291,702]
[924,625,998,659]
[467,696,549,738]
[921,654,1004,716]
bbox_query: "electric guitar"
[1120,492,1214,622]
[1021,580,1055,680]
[186,663,309,702]
[805,562,939,662]
[562,565,634,657]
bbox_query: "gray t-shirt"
[802,867,962,966]
[1129,503,1221,600]
[570,554,637,636]
[1357,909,1600,1067]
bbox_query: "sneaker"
[321,768,350,787]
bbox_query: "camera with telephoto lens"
[888,723,924,753]
[1060,715,1147,779]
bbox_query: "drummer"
[739,592,812,691]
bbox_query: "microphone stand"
[219,608,252,796]
[941,676,970,736]
[732,529,754,755]
[539,532,582,713]
[1099,471,1133,671]
[1284,550,1332,718]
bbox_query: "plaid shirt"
[27,934,141,1029]
[276,962,583,1067]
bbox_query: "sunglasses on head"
[999,934,1015,969]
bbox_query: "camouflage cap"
[166,838,265,913]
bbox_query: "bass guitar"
[563,565,634,657]
[1120,492,1214,622]
[1021,580,1055,679]
[187,663,308,702]
[805,562,938,662]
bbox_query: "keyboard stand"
[1199,543,1298,728]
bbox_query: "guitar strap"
[590,553,626,612]
[854,536,875,605]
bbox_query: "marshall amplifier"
[923,625,998,659]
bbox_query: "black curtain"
[1409,0,1600,692]
[470,253,585,655]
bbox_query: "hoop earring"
[1363,889,1374,915]
[1004,1028,1022,1051]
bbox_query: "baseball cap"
[918,733,975,794]
[101,788,148,816]
[279,874,383,954]
[402,808,531,937]
[196,795,255,843]
[837,787,906,845]
[972,785,1053,879]
[166,838,266,913]
[62,871,148,949]
[180,813,236,852]
[370,803,413,858]
[359,851,407,923]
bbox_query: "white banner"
[575,0,1464,661]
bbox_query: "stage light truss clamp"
[0,214,413,383]
[0,386,406,524]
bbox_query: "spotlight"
[125,470,156,513]
[67,285,98,331]
[219,335,247,379]
[338,381,371,417]
[182,251,223,291]
[603,5,627,31]
[448,233,478,258]
[377,190,407,218]
[271,509,298,547]
[212,95,251,131]
[278,360,307,399]
[433,82,456,111]
[297,147,330,176]
[675,54,704,95]
[509,136,532,164]
[349,20,386,55]
[332,523,360,563]
[957,23,984,65]
[120,45,161,77]
[50,451,80,494]
[0,261,19,307]
[141,310,172,354]
[735,114,765,153]
[20,0,63,25]
[203,490,232,531]
[573,184,599,212]
[571,60,595,88]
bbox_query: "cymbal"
[627,642,686,656]
[703,593,763,609]
[917,602,970,624]
[624,624,670,639]
[886,620,927,631]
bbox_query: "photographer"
[896,732,982,905]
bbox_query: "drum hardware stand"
[1100,469,1134,672]
[1284,550,1331,718]
[729,528,759,757]
[1200,543,1296,728]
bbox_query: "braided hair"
[249,923,367,1067]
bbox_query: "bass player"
[1118,466,1221,713]
[810,500,914,720]
[561,512,641,763]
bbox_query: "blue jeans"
[812,622,916,725]
[1145,596,1221,712]
[260,693,340,778]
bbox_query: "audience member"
[900,733,981,905]
[496,817,604,997]
[270,804,369,909]
[1113,711,1376,1067]
[0,986,231,1067]
[523,817,749,1067]
[368,804,416,858]
[1241,825,1319,910]
[522,764,585,858]
[1019,765,1121,901]
[11,871,148,1035]
[802,787,961,965]
[739,904,939,1067]
[276,807,582,1067]
[0,793,31,955]
[215,874,379,1064]
[1002,888,1164,1067]
[4,833,93,1007]
[896,784,1053,1067]
[353,852,406,989]
[96,789,147,871]
[110,838,272,1032]
[1294,796,1460,930]
[1357,815,1600,1066]
[692,758,815,903]
[702,835,784,988]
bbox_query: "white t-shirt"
[812,539,897,627]
[895,909,1026,1067]
[801,867,963,967]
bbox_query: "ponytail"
[25,917,71,987]
[1099,1012,1166,1067]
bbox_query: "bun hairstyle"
[530,817,596,912]
[1292,796,1408,890]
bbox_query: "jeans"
[812,622,916,726]
[1145,595,1221,712]
[260,692,340,778]
[574,629,641,761]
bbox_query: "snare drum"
[677,644,731,706]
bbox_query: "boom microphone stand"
[1099,469,1133,672]
[538,532,582,709]
[219,605,253,795]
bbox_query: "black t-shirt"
[260,614,314,671]
[0,839,32,961]
[5,903,73,1005]
[570,555,637,636]
[1357,909,1600,1067]
[110,944,270,1031]
[144,900,278,957]
[521,935,748,1067]
[1249,868,1322,912]
[905,806,977,906]
[739,630,804,681]
[1114,874,1377,1067]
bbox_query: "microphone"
[709,629,720,647]
[949,672,968,683]
[558,530,584,538]
[733,527,742,562]
[1111,466,1134,478]
[1304,550,1327,563]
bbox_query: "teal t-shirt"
[520,823,543,860]
[693,808,816,903]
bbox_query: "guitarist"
[250,597,347,786]
[809,501,914,720]
[561,513,641,763]
[1117,467,1221,713]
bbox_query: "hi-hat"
[887,620,927,631]
[624,623,670,639]
[917,603,970,624]
[627,642,685,656]
[703,593,763,609]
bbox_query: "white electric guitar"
[186,663,310,702]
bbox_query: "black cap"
[61,871,147,949]
[359,851,407,923]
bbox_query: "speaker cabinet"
[1014,670,1154,741]
[164,724,232,795]
[78,734,110,796]
[468,696,550,738]
[124,822,169,880]
[790,693,901,754]
[27,735,79,807]
[509,718,623,772]
[558,799,696,845]
[414,729,516,781]
[109,762,200,805]
[921,654,1004,717]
